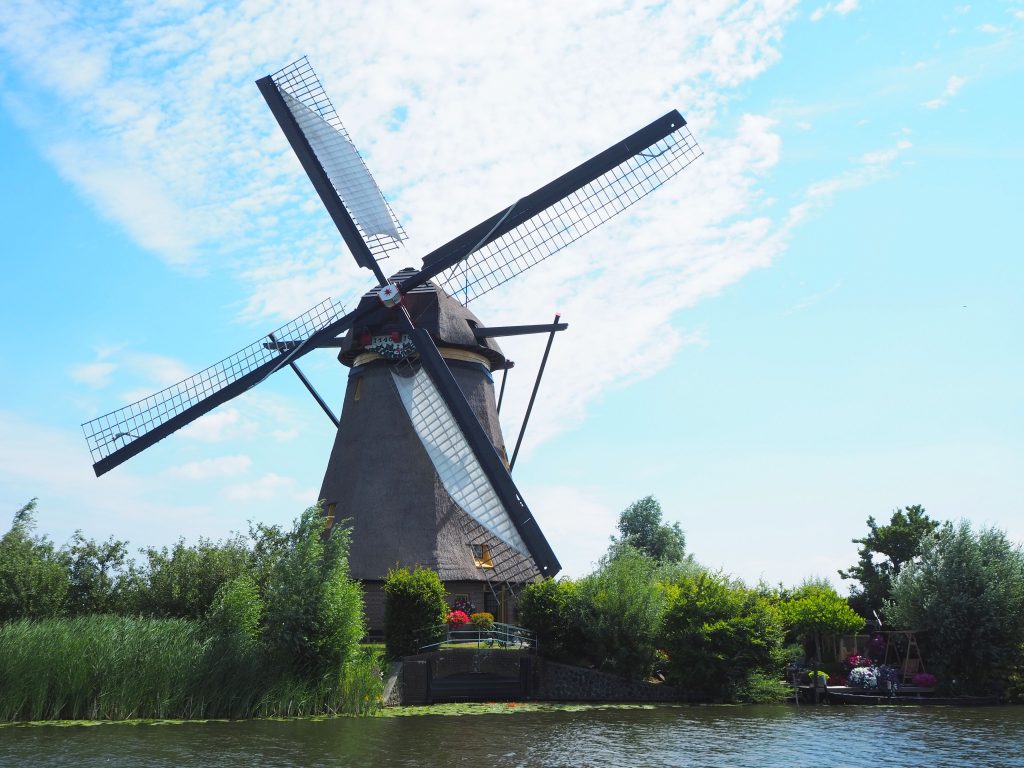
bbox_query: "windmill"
[81,57,702,630]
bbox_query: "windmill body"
[81,56,702,636]
[321,270,533,627]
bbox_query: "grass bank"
[0,616,382,721]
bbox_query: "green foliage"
[0,500,69,621]
[839,505,938,617]
[612,496,688,564]
[781,580,864,662]
[517,578,586,663]
[470,612,494,630]
[207,574,263,646]
[661,571,784,701]
[63,531,131,616]
[383,566,447,659]
[132,534,254,619]
[575,546,668,678]
[887,521,1024,695]
[0,615,382,721]
[263,506,364,676]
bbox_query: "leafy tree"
[781,579,865,663]
[383,566,448,659]
[661,571,784,701]
[887,521,1024,694]
[0,500,69,621]
[518,577,586,663]
[838,505,938,618]
[132,534,253,619]
[207,574,263,647]
[63,531,131,615]
[612,496,688,564]
[263,506,364,675]
[574,546,668,678]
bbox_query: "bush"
[518,578,586,663]
[887,521,1024,695]
[0,500,69,621]
[781,580,865,663]
[574,546,668,678]
[383,566,447,659]
[470,612,494,630]
[263,506,364,676]
[661,571,784,701]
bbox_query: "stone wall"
[389,650,681,705]
[532,658,681,702]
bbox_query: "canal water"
[1,703,1022,767]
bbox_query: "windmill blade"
[257,57,406,274]
[82,298,354,477]
[391,326,560,576]
[412,111,701,303]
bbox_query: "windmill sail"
[260,57,406,266]
[415,111,701,303]
[82,298,350,477]
[390,363,530,557]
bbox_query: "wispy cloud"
[923,74,968,109]
[167,454,252,480]
[810,0,860,22]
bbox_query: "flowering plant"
[447,610,470,628]
[847,666,879,689]
[843,654,873,672]
[806,670,829,685]
[912,672,937,688]
[876,665,901,687]
[470,611,495,630]
[452,597,476,616]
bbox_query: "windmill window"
[472,543,494,569]
[354,378,363,402]
[324,503,337,529]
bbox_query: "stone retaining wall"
[532,658,680,702]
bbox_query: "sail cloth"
[390,365,530,557]
[279,88,401,240]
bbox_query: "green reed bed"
[0,616,382,721]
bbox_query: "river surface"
[1,703,1022,767]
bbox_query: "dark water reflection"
[2,704,1023,767]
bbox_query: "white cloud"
[167,454,252,480]
[810,1,859,21]
[977,23,1001,33]
[921,74,968,109]
[71,362,117,388]
[179,407,253,442]
[224,472,306,503]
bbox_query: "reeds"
[0,616,382,721]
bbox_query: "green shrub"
[207,574,263,647]
[383,566,447,659]
[0,500,69,621]
[518,578,584,662]
[661,571,784,701]
[887,521,1024,695]
[263,506,364,676]
[470,612,494,629]
[575,546,667,679]
[781,579,864,663]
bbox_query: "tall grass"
[0,616,382,721]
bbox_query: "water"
[1,704,1022,767]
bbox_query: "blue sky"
[1,0,1021,586]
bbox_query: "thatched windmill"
[82,57,702,629]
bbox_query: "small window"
[324,503,337,530]
[354,378,363,402]
[472,543,494,569]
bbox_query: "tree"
[517,577,586,663]
[887,521,1024,694]
[263,505,364,675]
[574,546,668,678]
[661,571,784,701]
[383,566,448,659]
[612,496,688,564]
[838,505,938,618]
[0,500,69,621]
[781,579,865,664]
[63,531,131,615]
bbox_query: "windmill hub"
[377,284,401,307]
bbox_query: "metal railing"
[416,622,537,653]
